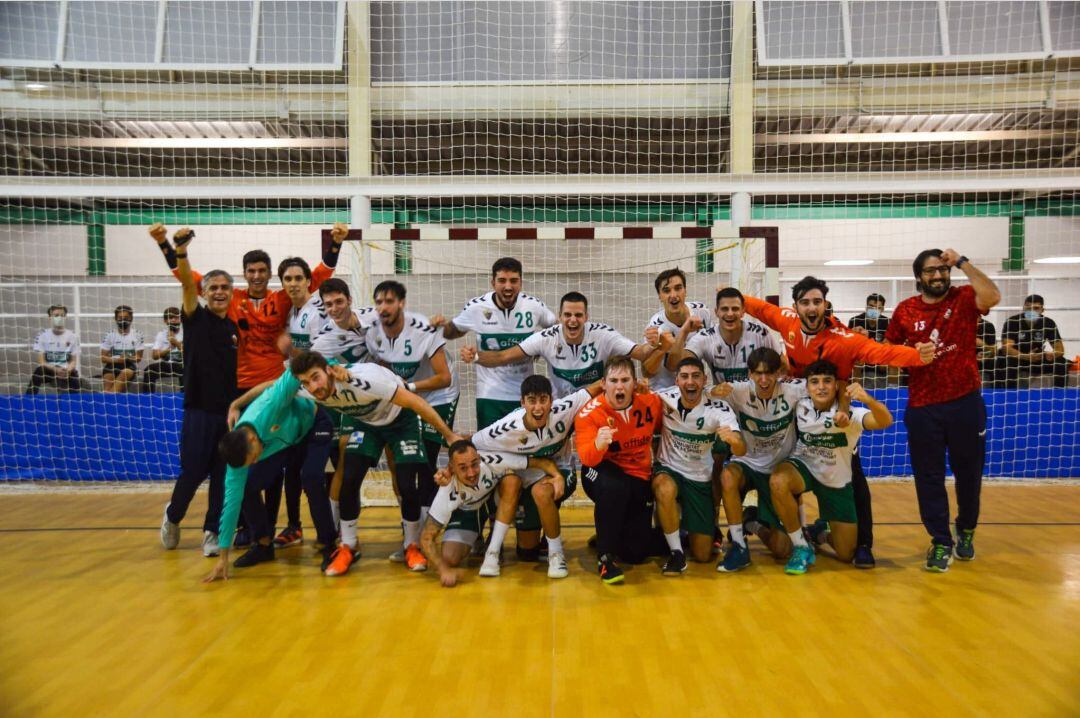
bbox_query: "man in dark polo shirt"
[849,293,892,387]
[995,294,1069,388]
[159,227,239,557]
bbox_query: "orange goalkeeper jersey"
[575,392,663,481]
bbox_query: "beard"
[922,278,950,297]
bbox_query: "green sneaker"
[925,542,954,572]
[954,527,975,561]
[784,544,816,575]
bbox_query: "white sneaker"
[202,531,220,557]
[160,505,180,550]
[388,547,405,563]
[547,552,569,579]
[479,551,501,577]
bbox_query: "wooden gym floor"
[0,482,1078,718]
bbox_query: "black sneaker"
[662,550,687,576]
[233,529,252,548]
[597,554,624,584]
[233,543,275,568]
[954,526,975,561]
[319,544,337,572]
[925,542,953,573]
[853,544,876,569]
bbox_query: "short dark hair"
[163,306,180,320]
[520,374,553,399]
[491,257,523,278]
[289,350,328,376]
[1024,294,1044,305]
[654,268,687,294]
[447,438,477,460]
[319,278,351,301]
[277,256,311,281]
[792,276,828,302]
[242,249,272,271]
[676,356,706,374]
[604,355,636,379]
[219,426,254,468]
[716,287,745,307]
[47,304,67,316]
[805,359,839,380]
[373,280,407,301]
[114,305,133,319]
[747,347,782,374]
[866,293,886,305]
[559,291,588,312]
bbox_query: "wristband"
[955,255,968,268]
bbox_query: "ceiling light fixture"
[1032,256,1080,264]
[824,259,874,266]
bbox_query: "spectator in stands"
[995,294,1069,388]
[976,316,997,385]
[143,306,184,393]
[26,304,83,394]
[101,305,143,393]
[849,293,892,386]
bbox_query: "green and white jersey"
[101,329,144,358]
[655,386,740,482]
[790,399,870,488]
[33,329,80,368]
[288,295,330,350]
[472,387,592,481]
[722,379,807,474]
[298,361,403,427]
[685,318,782,384]
[366,311,459,407]
[309,306,378,363]
[518,322,637,399]
[451,291,556,401]
[428,451,529,525]
[646,302,715,390]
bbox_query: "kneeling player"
[420,440,560,587]
[769,360,893,575]
[652,357,745,573]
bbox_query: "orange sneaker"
[404,543,427,572]
[324,544,355,577]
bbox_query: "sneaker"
[537,535,550,562]
[160,505,179,550]
[805,518,829,547]
[954,527,976,561]
[853,545,876,569]
[233,529,252,549]
[597,554,624,584]
[784,544,816,575]
[319,545,336,572]
[479,551,501,577]
[718,541,751,573]
[662,550,688,576]
[324,544,355,577]
[272,525,303,549]
[233,543,274,568]
[404,543,428,572]
[547,552,569,579]
[202,531,220,558]
[925,542,954,572]
[388,546,405,563]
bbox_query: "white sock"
[419,506,429,527]
[664,530,681,552]
[788,529,809,548]
[729,524,746,548]
[341,518,358,549]
[330,499,341,532]
[547,535,563,556]
[403,520,421,547]
[488,520,510,556]
[798,503,807,527]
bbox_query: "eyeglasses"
[920,265,951,276]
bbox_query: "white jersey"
[685,318,782,384]
[288,295,330,350]
[647,302,715,390]
[452,291,556,401]
[428,452,530,524]
[101,329,144,359]
[518,322,638,398]
[366,311,460,407]
[298,362,403,427]
[722,380,807,474]
[309,306,378,363]
[152,327,184,363]
[790,400,870,488]
[473,387,593,478]
[33,329,80,368]
[655,386,741,482]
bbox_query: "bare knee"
[531,481,555,506]
[652,474,677,503]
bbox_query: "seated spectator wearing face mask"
[848,293,893,387]
[101,304,144,393]
[995,294,1069,388]
[142,306,185,393]
[27,304,84,394]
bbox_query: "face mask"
[168,323,180,332]
[117,319,132,330]
[865,308,881,320]
[1023,310,1040,321]
[51,315,65,328]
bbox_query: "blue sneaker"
[853,545,876,569]
[718,540,751,573]
[925,542,954,572]
[784,544,816,575]
[954,527,975,561]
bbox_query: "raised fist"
[149,223,168,243]
[940,248,962,267]
[595,425,615,451]
[915,341,936,364]
[330,222,349,244]
[643,325,660,348]
[173,227,194,248]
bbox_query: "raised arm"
[411,347,452,392]
[641,330,675,378]
[853,331,934,368]
[847,382,893,430]
[171,228,200,316]
[741,294,788,333]
[941,249,1000,312]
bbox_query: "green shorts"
[421,399,458,446]
[653,464,714,536]
[782,458,857,525]
[337,409,428,465]
[729,461,783,530]
[443,500,493,545]
[515,467,577,532]
[476,398,521,430]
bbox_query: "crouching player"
[769,360,893,576]
[420,440,561,587]
[652,357,745,574]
